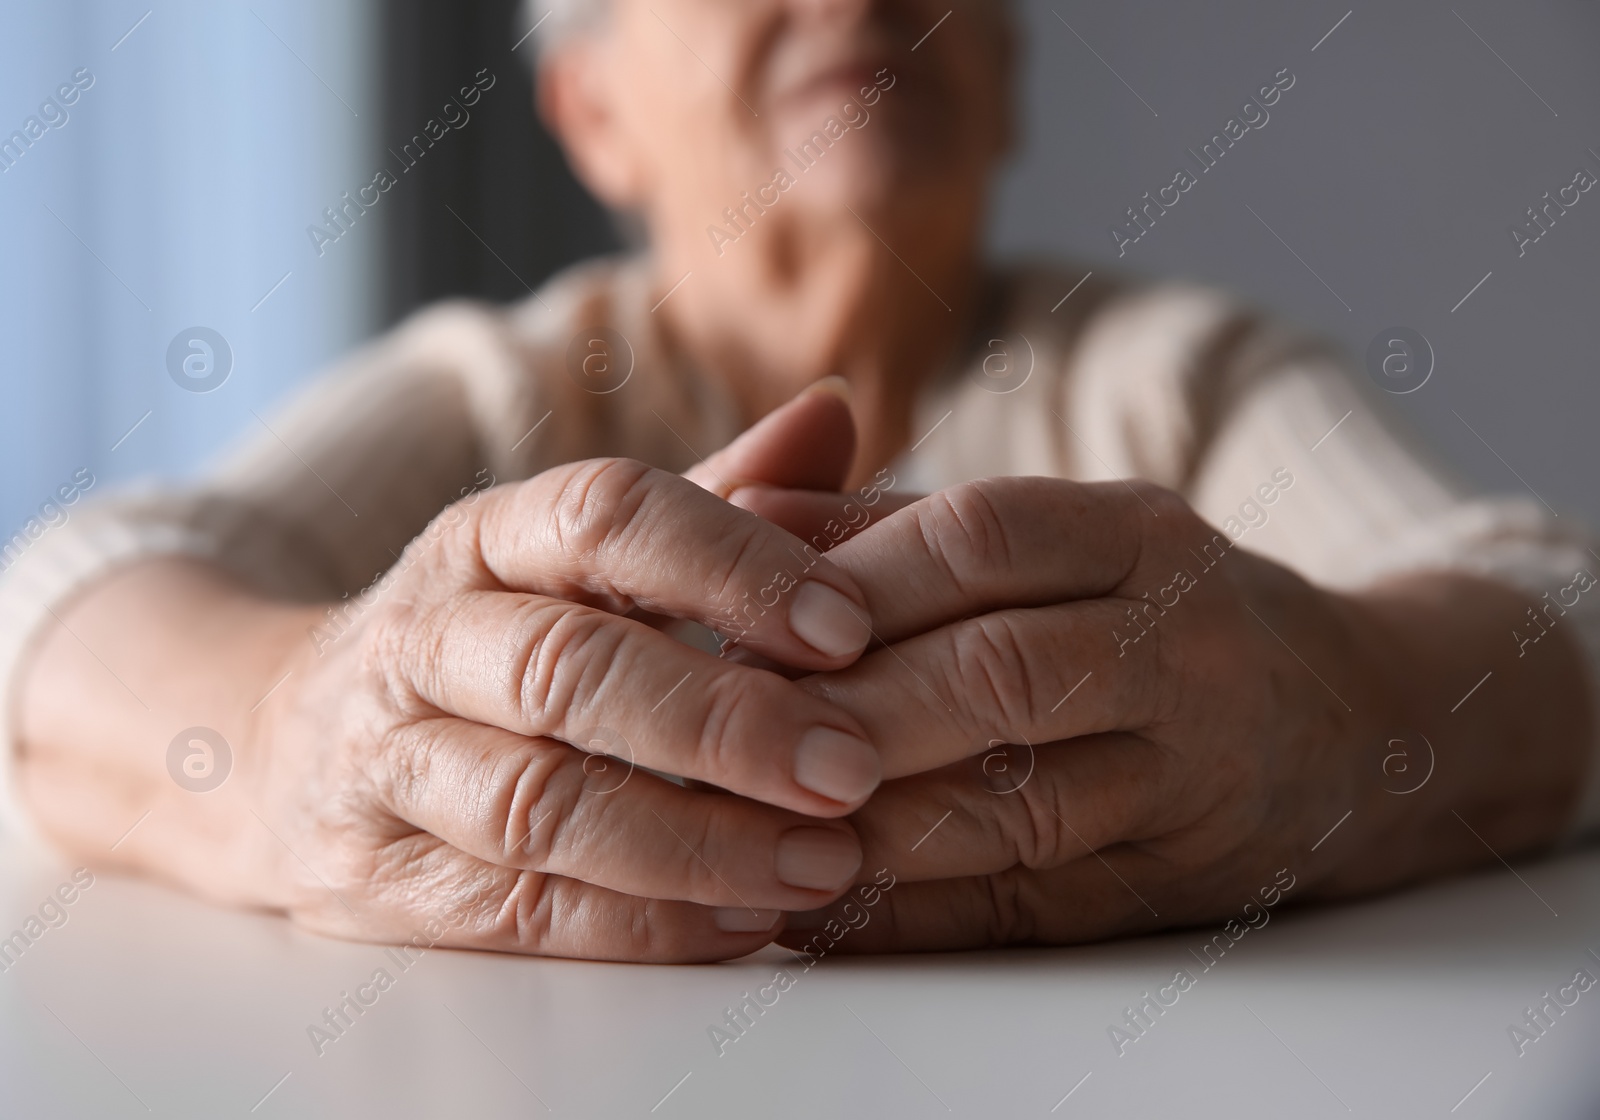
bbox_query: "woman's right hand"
[18,397,881,962]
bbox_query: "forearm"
[1324,571,1594,895]
[15,558,315,901]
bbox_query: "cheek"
[620,3,766,117]
[941,5,1012,132]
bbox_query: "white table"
[3,838,1599,1119]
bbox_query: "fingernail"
[789,582,871,657]
[776,828,863,890]
[804,375,853,404]
[720,475,772,498]
[794,727,880,803]
[714,907,783,933]
[723,481,764,504]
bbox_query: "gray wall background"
[992,0,1600,526]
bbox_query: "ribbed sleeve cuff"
[1357,501,1600,842]
[0,512,217,845]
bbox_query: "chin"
[803,140,960,219]
[800,150,893,204]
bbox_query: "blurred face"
[548,0,1012,251]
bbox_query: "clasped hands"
[250,384,1387,962]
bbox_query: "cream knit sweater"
[3,256,1597,839]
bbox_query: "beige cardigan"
[3,256,1597,838]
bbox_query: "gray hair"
[519,0,610,58]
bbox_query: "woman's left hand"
[740,476,1590,952]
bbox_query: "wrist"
[18,559,325,904]
[1316,573,1592,896]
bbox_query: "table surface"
[2,839,1599,1120]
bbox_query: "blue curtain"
[0,0,378,538]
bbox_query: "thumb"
[684,377,856,496]
[729,486,922,554]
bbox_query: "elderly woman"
[3,0,1596,962]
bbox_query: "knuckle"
[1124,478,1186,519]
[1007,767,1073,869]
[629,897,696,962]
[542,457,658,563]
[945,613,1044,739]
[981,868,1033,946]
[627,899,667,961]
[692,668,769,780]
[1139,609,1188,725]
[517,601,620,728]
[375,719,433,809]
[1108,591,1181,723]
[500,872,666,961]
[656,809,727,902]
[919,480,1016,593]
[704,521,775,627]
[395,863,501,943]
[366,598,444,714]
[304,833,406,925]
[503,868,560,951]
[489,750,573,865]
[369,682,584,874]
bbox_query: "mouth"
[772,55,896,111]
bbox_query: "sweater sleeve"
[0,254,742,844]
[0,299,552,841]
[899,273,1600,840]
[1185,346,1600,841]
[1044,278,1600,839]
